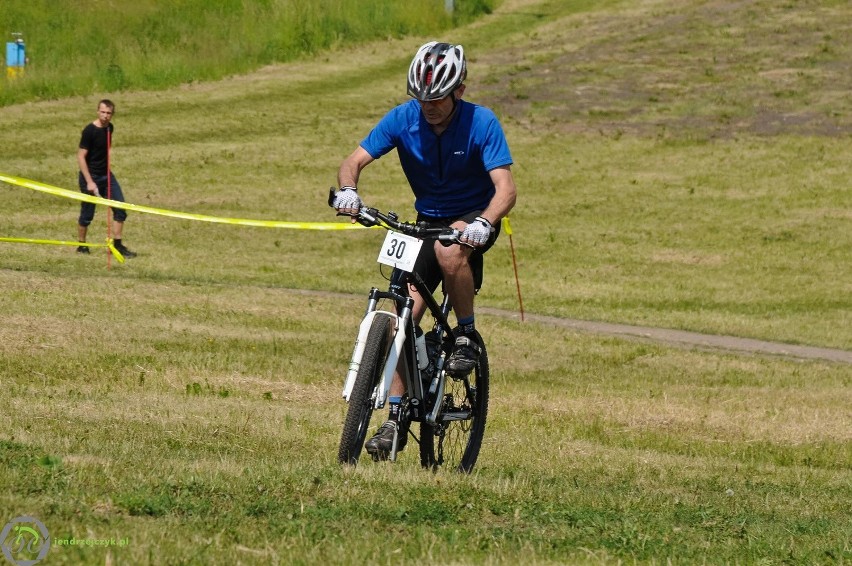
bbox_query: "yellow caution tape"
[3,171,521,309]
[0,236,125,263]
[2,173,516,262]
[0,173,366,230]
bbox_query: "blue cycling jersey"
[360,99,513,218]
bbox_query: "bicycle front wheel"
[338,313,395,466]
[420,334,489,473]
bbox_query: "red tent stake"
[106,128,112,269]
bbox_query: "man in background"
[76,99,136,258]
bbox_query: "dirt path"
[478,307,852,364]
[288,289,850,364]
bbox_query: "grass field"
[1,0,850,564]
[0,0,493,105]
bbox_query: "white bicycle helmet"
[407,41,467,101]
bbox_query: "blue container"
[6,41,25,67]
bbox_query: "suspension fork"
[341,286,413,404]
[357,269,403,411]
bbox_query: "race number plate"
[377,230,423,273]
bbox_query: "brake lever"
[356,214,374,227]
[438,230,472,248]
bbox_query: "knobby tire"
[337,313,394,466]
[420,333,489,473]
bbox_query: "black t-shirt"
[79,122,114,176]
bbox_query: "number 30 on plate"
[376,230,423,273]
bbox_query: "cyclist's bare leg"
[435,233,475,320]
[437,224,481,375]
[389,223,476,393]
[389,370,406,397]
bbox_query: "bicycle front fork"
[341,287,415,410]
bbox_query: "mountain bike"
[330,191,489,473]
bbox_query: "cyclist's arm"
[338,146,375,189]
[478,165,517,225]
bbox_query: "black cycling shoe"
[364,421,407,460]
[76,245,90,254]
[445,335,481,377]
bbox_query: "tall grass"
[0,0,494,105]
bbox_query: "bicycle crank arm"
[439,411,473,421]
[426,373,446,425]
[390,427,401,462]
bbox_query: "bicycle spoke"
[422,339,489,473]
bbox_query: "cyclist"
[332,41,517,458]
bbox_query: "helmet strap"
[449,90,460,116]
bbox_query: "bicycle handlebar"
[328,188,465,244]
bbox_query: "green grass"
[1,273,849,564]
[0,0,494,105]
[1,0,850,564]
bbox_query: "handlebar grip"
[437,230,463,247]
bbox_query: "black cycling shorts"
[412,210,500,294]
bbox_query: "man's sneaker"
[364,421,407,460]
[113,244,137,259]
[446,335,481,377]
[76,245,90,254]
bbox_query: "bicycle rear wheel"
[420,334,489,473]
[338,313,395,466]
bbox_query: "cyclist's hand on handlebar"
[460,216,494,247]
[331,186,363,217]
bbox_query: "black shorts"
[412,211,500,293]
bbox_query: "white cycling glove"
[461,216,494,246]
[332,186,362,213]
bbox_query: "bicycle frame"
[333,193,489,470]
[342,265,456,425]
